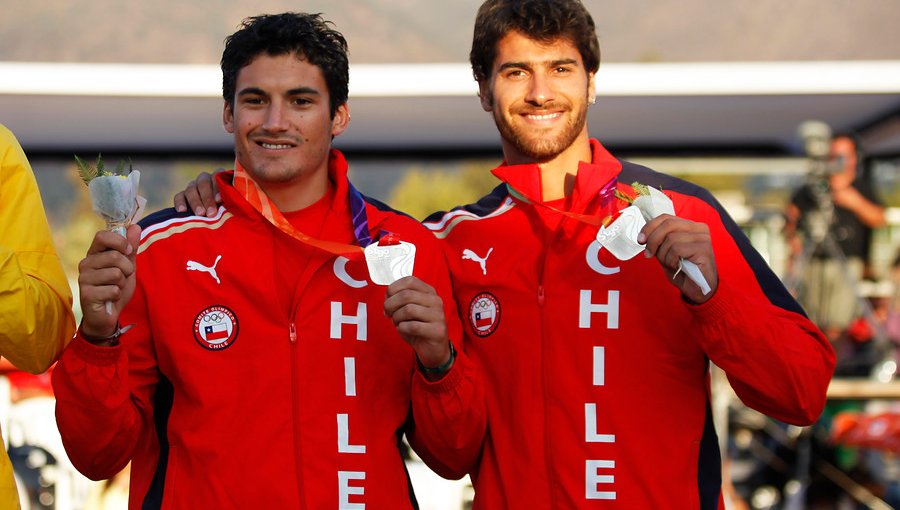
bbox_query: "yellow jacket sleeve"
[0,123,75,374]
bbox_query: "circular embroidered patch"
[468,292,501,337]
[193,305,239,350]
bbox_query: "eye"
[503,69,528,80]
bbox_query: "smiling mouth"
[258,142,293,150]
[524,112,562,121]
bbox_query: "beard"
[493,98,589,162]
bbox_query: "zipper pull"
[537,285,545,307]
[289,322,297,344]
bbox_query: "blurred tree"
[388,162,499,220]
[55,164,103,281]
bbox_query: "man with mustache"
[53,12,484,509]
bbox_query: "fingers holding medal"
[598,183,716,303]
[639,215,718,303]
[369,233,452,372]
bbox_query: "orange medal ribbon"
[505,176,619,227]
[232,162,365,255]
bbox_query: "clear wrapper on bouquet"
[88,171,145,235]
[76,155,147,312]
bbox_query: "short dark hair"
[469,0,601,83]
[221,12,349,117]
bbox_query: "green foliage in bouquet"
[614,181,658,205]
[74,154,133,185]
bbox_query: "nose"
[262,101,289,132]
[525,73,553,106]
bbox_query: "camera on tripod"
[799,120,842,181]
[796,121,844,236]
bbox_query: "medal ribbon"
[505,176,619,227]
[232,162,372,255]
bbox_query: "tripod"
[784,159,886,355]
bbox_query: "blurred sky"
[3,0,899,64]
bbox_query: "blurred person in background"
[0,123,75,508]
[781,135,889,508]
[784,133,886,343]
[52,12,484,509]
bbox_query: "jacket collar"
[217,149,387,251]
[490,139,622,214]
[218,149,354,219]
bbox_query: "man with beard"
[422,2,834,507]
[176,1,836,508]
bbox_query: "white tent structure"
[1,60,899,156]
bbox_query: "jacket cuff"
[72,328,123,366]
[685,277,739,324]
[414,347,468,394]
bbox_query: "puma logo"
[186,255,222,284]
[462,248,493,276]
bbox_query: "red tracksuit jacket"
[424,139,835,509]
[52,151,486,509]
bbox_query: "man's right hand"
[78,225,141,340]
[174,171,222,217]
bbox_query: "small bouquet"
[76,155,145,236]
[597,182,711,295]
[76,155,146,312]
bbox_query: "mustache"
[250,133,300,144]
[512,101,569,115]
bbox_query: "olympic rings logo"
[473,299,494,310]
[203,312,226,322]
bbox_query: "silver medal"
[364,237,417,285]
[596,206,646,261]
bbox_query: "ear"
[478,80,493,112]
[587,72,597,104]
[331,102,350,137]
[223,100,235,134]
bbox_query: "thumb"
[125,224,142,257]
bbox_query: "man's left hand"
[384,276,453,378]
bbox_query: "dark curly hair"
[221,12,348,118]
[469,0,600,83]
